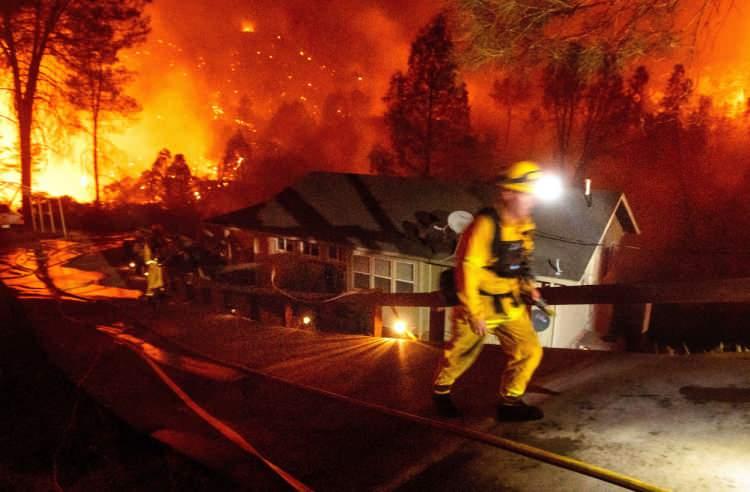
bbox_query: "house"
[208,171,639,348]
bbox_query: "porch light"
[393,319,407,335]
[302,315,312,325]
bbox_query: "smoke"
[111,0,444,180]
[35,0,749,206]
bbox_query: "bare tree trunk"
[93,112,100,206]
[92,69,103,206]
[18,105,33,228]
[424,90,434,176]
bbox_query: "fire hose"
[10,239,669,492]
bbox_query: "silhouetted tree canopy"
[381,13,472,177]
[0,0,150,224]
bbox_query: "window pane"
[303,242,319,256]
[396,262,414,281]
[329,245,339,260]
[374,276,391,292]
[374,258,391,277]
[353,255,370,273]
[395,281,414,293]
[354,273,370,289]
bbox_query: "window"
[353,254,371,289]
[302,241,320,257]
[373,258,391,293]
[276,237,298,253]
[328,245,343,261]
[395,262,415,293]
[352,254,415,293]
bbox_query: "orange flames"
[695,73,748,117]
[242,20,256,33]
[3,1,750,212]
[0,89,96,207]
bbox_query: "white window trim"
[302,241,320,257]
[351,254,416,293]
[273,236,346,264]
[327,245,344,262]
[275,237,297,253]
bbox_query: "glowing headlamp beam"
[534,174,563,202]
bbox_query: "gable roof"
[210,172,638,282]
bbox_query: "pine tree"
[542,44,586,171]
[382,14,471,177]
[220,131,252,183]
[491,75,532,148]
[164,154,193,210]
[0,0,150,224]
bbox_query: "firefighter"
[143,224,167,301]
[433,161,545,421]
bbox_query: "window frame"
[302,241,320,257]
[275,237,298,253]
[328,245,344,262]
[351,254,416,293]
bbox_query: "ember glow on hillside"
[0,0,747,208]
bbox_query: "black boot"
[432,393,461,418]
[496,396,543,421]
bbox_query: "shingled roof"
[210,172,638,283]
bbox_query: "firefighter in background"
[143,224,167,300]
[433,161,545,421]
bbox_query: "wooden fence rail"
[184,276,750,340]
[196,277,750,308]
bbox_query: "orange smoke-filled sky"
[113,0,749,165]
[111,0,442,176]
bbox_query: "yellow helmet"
[498,160,542,194]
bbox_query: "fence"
[29,196,68,237]
[170,276,750,342]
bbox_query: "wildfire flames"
[0,88,94,204]
[2,0,750,210]
[242,20,256,33]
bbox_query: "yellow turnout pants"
[145,261,164,295]
[433,305,542,398]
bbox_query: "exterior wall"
[555,245,603,349]
[539,214,633,350]
[209,209,637,347]
[350,248,443,339]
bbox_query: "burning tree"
[0,0,150,224]
[381,13,472,177]
[220,131,252,183]
[64,5,147,206]
[164,153,193,210]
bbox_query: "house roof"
[210,172,638,282]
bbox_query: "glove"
[469,316,487,336]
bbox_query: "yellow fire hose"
[120,326,670,492]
